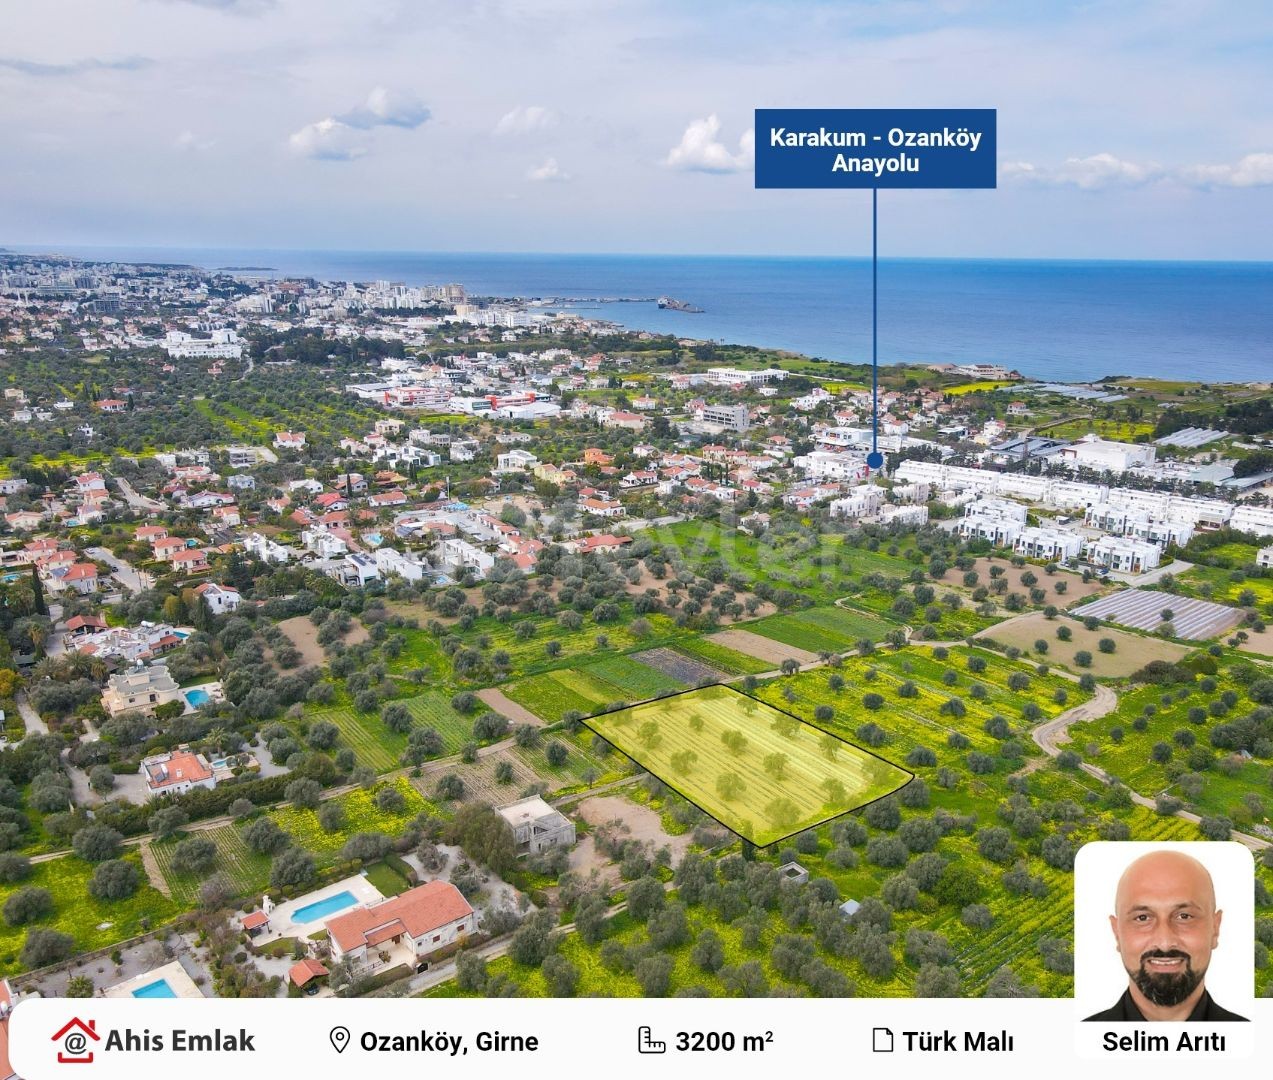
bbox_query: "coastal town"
[0,248,1269,1030]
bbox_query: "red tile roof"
[326,881,472,954]
[241,910,269,930]
[288,958,328,987]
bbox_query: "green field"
[746,605,895,653]
[669,638,772,675]
[303,690,472,772]
[585,685,910,845]
[0,854,180,976]
[504,655,684,722]
[150,826,271,905]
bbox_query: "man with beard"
[1085,848,1247,1021]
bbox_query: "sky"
[2,0,1272,259]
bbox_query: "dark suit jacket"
[1085,988,1248,1022]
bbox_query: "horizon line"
[5,242,1273,269]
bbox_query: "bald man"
[1085,849,1247,1021]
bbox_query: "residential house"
[102,661,182,716]
[324,880,475,973]
[194,582,242,615]
[274,431,307,451]
[140,746,216,798]
[495,796,576,855]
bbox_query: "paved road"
[85,546,151,593]
[114,476,166,514]
[1106,558,1193,587]
[16,694,48,736]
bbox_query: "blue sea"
[21,245,1273,383]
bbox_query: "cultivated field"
[708,628,815,665]
[977,612,1190,677]
[1075,590,1244,640]
[584,685,911,846]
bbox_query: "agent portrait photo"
[1077,843,1252,1022]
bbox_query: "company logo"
[51,1017,100,1064]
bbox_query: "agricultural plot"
[271,778,435,862]
[504,655,684,723]
[652,519,916,602]
[1074,671,1272,818]
[665,637,772,675]
[398,691,475,752]
[632,646,727,686]
[303,690,471,772]
[150,825,271,905]
[754,647,1088,772]
[511,731,630,791]
[977,612,1190,677]
[1074,590,1243,640]
[0,855,180,976]
[302,701,406,772]
[1173,563,1273,612]
[746,605,894,654]
[584,685,911,846]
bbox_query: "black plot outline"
[579,682,914,848]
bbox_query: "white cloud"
[287,118,366,162]
[527,157,569,182]
[1004,151,1273,190]
[494,105,557,136]
[287,86,430,161]
[339,86,431,130]
[1178,153,1273,188]
[664,114,753,174]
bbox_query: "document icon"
[873,1028,894,1053]
[637,1026,667,1054]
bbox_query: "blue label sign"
[755,108,996,189]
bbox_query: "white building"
[1013,526,1083,562]
[795,450,870,483]
[1256,545,1273,569]
[1057,434,1156,474]
[704,367,787,386]
[374,547,428,582]
[701,403,750,432]
[496,796,576,855]
[162,328,242,360]
[879,505,929,527]
[102,662,182,717]
[1232,505,1273,539]
[243,533,292,564]
[958,498,1028,546]
[494,448,540,473]
[302,526,348,558]
[1084,535,1161,574]
[438,538,495,578]
[829,487,884,521]
[193,582,241,615]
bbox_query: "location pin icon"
[330,1026,351,1054]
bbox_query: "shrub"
[88,859,141,901]
[72,823,123,863]
[21,927,75,968]
[169,836,218,876]
[4,886,53,926]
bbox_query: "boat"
[657,296,704,312]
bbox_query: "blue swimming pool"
[292,890,357,923]
[184,688,210,707]
[133,978,177,999]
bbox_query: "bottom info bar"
[9,996,1263,1080]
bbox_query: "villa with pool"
[241,877,474,976]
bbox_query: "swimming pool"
[184,688,210,708]
[132,978,177,999]
[292,890,358,923]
